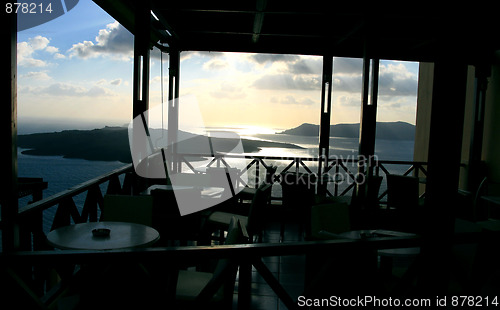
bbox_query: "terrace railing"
[16,164,135,252]
[179,153,428,203]
[0,154,429,308]
[5,154,429,253]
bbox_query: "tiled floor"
[232,221,307,310]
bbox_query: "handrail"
[13,156,428,221]
[1,235,423,264]
[18,164,133,217]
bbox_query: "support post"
[132,3,151,119]
[357,56,379,202]
[1,10,19,251]
[418,60,468,295]
[167,48,180,175]
[467,65,490,198]
[318,55,333,196]
[131,1,151,193]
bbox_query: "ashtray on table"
[92,228,111,237]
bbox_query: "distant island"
[278,121,415,141]
[17,126,303,163]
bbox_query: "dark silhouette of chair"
[310,202,350,240]
[280,171,317,240]
[366,175,383,208]
[350,175,383,228]
[204,183,272,243]
[237,165,277,203]
[149,187,205,245]
[172,217,246,309]
[101,194,154,226]
[473,177,489,220]
[206,167,241,197]
[386,174,420,233]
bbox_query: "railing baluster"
[255,159,260,188]
[403,165,415,176]
[281,160,295,174]
[106,174,122,195]
[334,161,340,196]
[51,198,74,230]
[252,258,299,310]
[299,159,313,174]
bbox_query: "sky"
[17,0,419,135]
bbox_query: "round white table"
[47,222,160,250]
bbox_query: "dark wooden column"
[167,48,180,174]
[132,3,151,119]
[131,2,151,192]
[467,65,490,204]
[317,55,333,195]
[1,10,19,251]
[357,56,379,202]
[358,57,379,159]
[418,60,468,294]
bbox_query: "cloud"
[247,54,300,64]
[68,21,133,60]
[54,53,66,59]
[20,71,51,81]
[336,95,360,107]
[378,63,418,96]
[110,78,122,86]
[181,51,225,62]
[332,75,363,93]
[17,35,59,67]
[96,78,123,86]
[210,82,247,99]
[271,95,316,106]
[331,60,417,97]
[333,57,363,75]
[246,54,322,92]
[23,82,115,97]
[203,58,229,71]
[286,58,322,75]
[252,74,321,91]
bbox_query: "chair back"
[206,167,240,196]
[386,174,419,211]
[366,175,383,206]
[386,174,420,233]
[101,195,153,226]
[246,183,272,237]
[281,172,316,209]
[310,202,350,239]
[265,165,278,184]
[197,217,243,307]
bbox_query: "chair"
[206,167,241,197]
[204,183,272,243]
[173,217,246,309]
[386,174,420,233]
[280,171,317,240]
[386,174,419,210]
[366,175,383,208]
[101,194,153,226]
[237,165,277,203]
[149,187,204,245]
[310,202,350,240]
[474,177,489,220]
